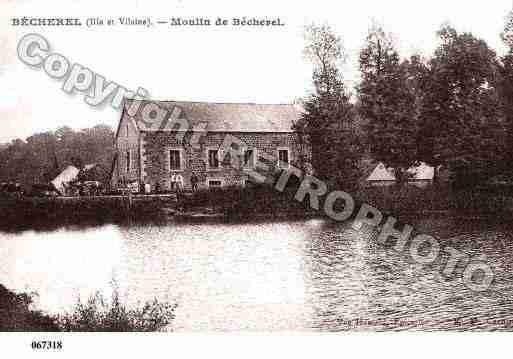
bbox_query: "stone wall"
[111,117,140,187]
[142,131,305,191]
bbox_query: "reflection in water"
[0,226,123,314]
[0,222,312,331]
[117,222,311,331]
[306,219,513,331]
[1,218,513,331]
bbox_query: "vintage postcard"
[1,0,512,357]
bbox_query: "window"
[208,180,222,188]
[126,124,129,137]
[169,150,181,170]
[278,148,290,168]
[168,148,184,171]
[243,178,255,188]
[126,150,131,172]
[244,148,255,168]
[208,149,220,168]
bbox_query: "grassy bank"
[180,183,315,220]
[0,285,176,332]
[181,182,513,219]
[1,183,511,232]
[354,184,513,217]
[0,186,313,232]
[0,195,174,232]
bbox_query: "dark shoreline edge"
[1,184,512,233]
[0,284,177,332]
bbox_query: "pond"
[1,218,513,331]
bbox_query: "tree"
[295,24,362,189]
[418,25,505,184]
[70,157,84,170]
[0,125,115,188]
[358,24,418,183]
[497,11,513,166]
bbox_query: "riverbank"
[0,285,58,331]
[0,184,315,231]
[0,284,176,332]
[354,184,513,217]
[1,184,512,232]
[0,194,176,232]
[175,183,513,222]
[179,184,315,220]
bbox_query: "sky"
[0,0,512,143]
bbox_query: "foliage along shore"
[1,182,513,233]
[0,284,176,332]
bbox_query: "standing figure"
[190,172,199,192]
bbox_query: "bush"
[354,183,513,216]
[182,182,312,219]
[0,285,177,332]
[0,195,173,232]
[0,285,58,331]
[57,291,177,332]
[354,184,453,214]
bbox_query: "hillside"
[0,125,115,188]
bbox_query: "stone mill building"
[110,100,308,191]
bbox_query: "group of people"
[148,172,200,194]
[0,182,22,195]
[170,172,199,192]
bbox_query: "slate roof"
[122,100,301,133]
[51,165,80,193]
[366,162,435,182]
[409,162,435,181]
[51,164,106,194]
[366,162,396,181]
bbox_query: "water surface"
[1,218,512,331]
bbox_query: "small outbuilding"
[51,165,80,195]
[51,163,108,195]
[366,162,435,188]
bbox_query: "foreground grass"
[0,285,177,332]
[57,292,177,332]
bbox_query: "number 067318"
[31,341,63,350]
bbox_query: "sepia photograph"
[1,0,513,357]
